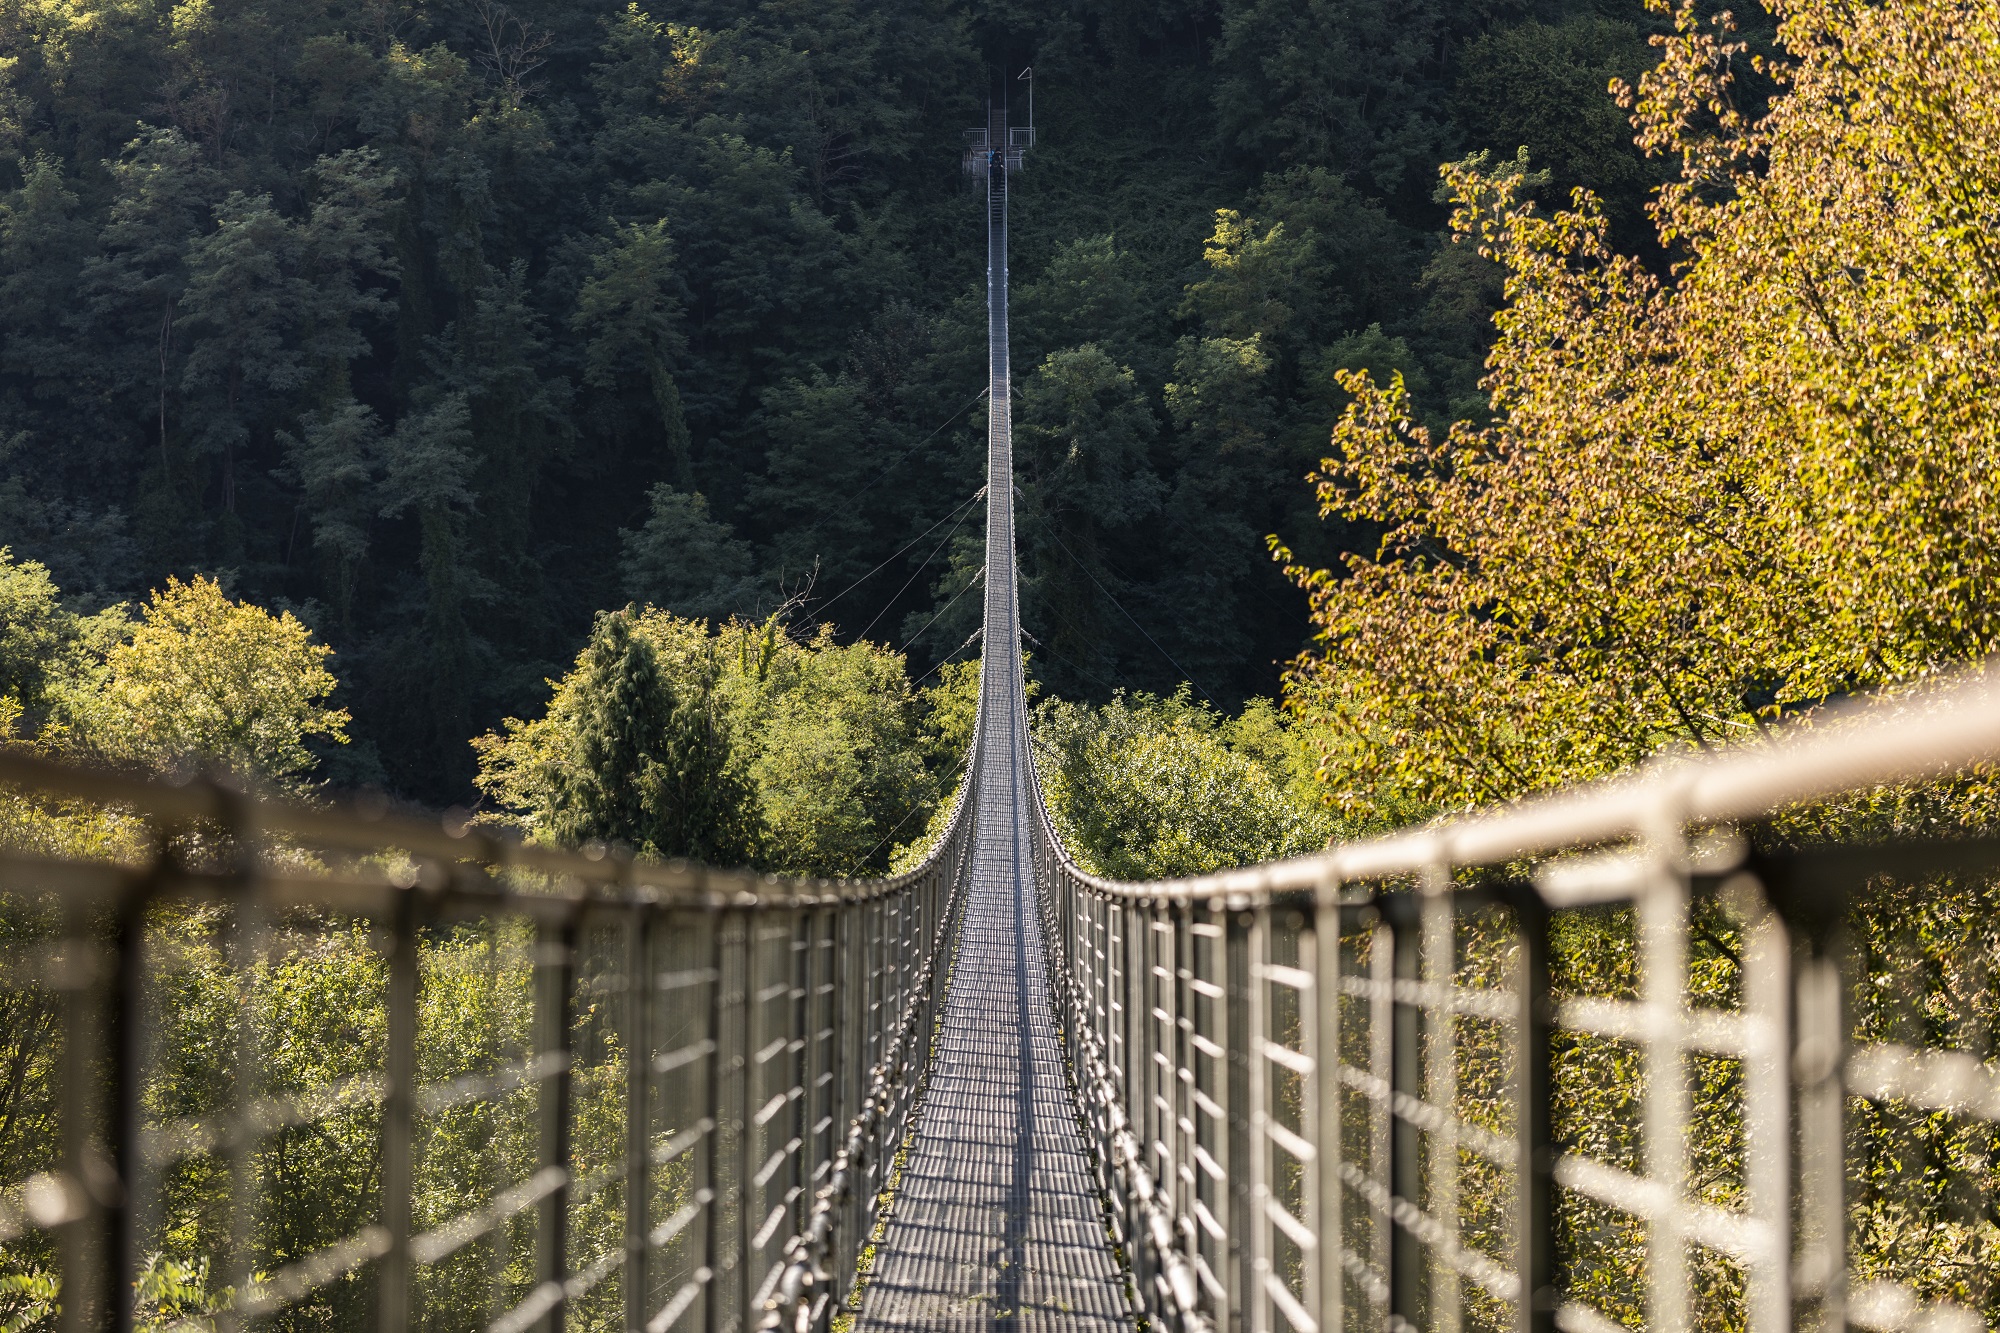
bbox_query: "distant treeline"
[0,0,1670,801]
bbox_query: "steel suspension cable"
[1022,508,1214,701]
[854,490,986,643]
[892,567,985,659]
[847,386,990,501]
[806,486,987,624]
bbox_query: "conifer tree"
[650,644,759,865]
[542,607,754,864]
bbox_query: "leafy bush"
[1033,687,1335,879]
[474,609,952,876]
[1281,0,2000,826]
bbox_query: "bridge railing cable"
[1022,667,2000,1333]
[0,704,983,1333]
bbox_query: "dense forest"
[0,0,1672,804]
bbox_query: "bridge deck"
[854,712,1132,1330]
[853,98,1131,1329]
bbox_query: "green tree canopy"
[1281,0,2000,825]
[473,609,945,875]
[88,576,349,785]
[524,605,755,863]
[0,0,1726,797]
[1034,688,1333,879]
[619,483,759,622]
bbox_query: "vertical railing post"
[104,876,147,1333]
[379,881,420,1332]
[735,914,760,1328]
[821,900,843,1318]
[1743,904,1792,1333]
[1190,906,1222,1329]
[1128,900,1144,1190]
[1313,885,1345,1333]
[1421,866,1460,1333]
[1120,889,1130,1218]
[1096,892,1112,1088]
[55,899,101,1333]
[902,883,916,1012]
[1168,896,1184,1280]
[860,897,880,1231]
[804,903,829,1286]
[625,906,654,1333]
[1247,905,1271,1333]
[1120,896,1144,1308]
[838,898,863,1317]
[1774,853,1849,1333]
[1502,881,1555,1333]
[1639,826,1690,1333]
[867,897,882,1128]
[1225,907,1252,1330]
[788,906,808,1273]
[216,795,260,1333]
[1366,910,1393,1322]
[1150,902,1172,1305]
[1386,893,1421,1332]
[700,911,726,1333]
[535,912,578,1333]
[1163,903,1187,1290]
[1295,905,1323,1329]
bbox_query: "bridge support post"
[379,883,420,1333]
[1246,906,1272,1333]
[693,914,721,1333]
[624,906,655,1333]
[103,874,147,1333]
[533,913,578,1333]
[1505,882,1556,1333]
[1225,909,1252,1331]
[1313,888,1345,1333]
[1759,856,1846,1333]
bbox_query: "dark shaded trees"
[0,0,1665,799]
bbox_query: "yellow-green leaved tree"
[1280,2,2000,1321]
[86,576,349,787]
[1281,0,2000,823]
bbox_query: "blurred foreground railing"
[1030,671,2000,1333]
[0,742,977,1333]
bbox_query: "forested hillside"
[0,0,1666,802]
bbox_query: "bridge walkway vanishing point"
[850,680,1129,1330]
[851,103,1132,1330]
[10,89,2000,1333]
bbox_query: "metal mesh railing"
[1028,670,2000,1333]
[0,735,979,1333]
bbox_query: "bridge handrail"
[1037,664,2000,902]
[0,676,987,1333]
[0,735,978,902]
[1027,661,2000,1333]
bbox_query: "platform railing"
[0,734,978,1333]
[1029,667,2000,1333]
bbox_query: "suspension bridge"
[2,99,2000,1333]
